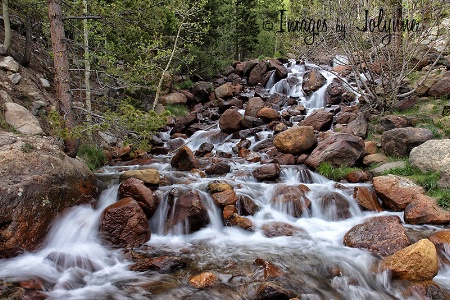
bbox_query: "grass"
[381,161,450,209]
[165,104,189,117]
[174,79,194,90]
[78,144,106,171]
[317,162,359,181]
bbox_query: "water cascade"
[1,62,449,300]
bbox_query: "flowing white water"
[1,64,449,299]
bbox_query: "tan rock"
[208,181,233,193]
[363,153,388,166]
[382,239,438,281]
[4,102,43,135]
[273,125,316,154]
[120,168,160,185]
[364,141,378,154]
[189,272,217,289]
[373,175,425,211]
[212,189,238,206]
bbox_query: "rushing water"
[1,62,450,299]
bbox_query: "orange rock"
[189,272,217,289]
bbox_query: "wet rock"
[268,58,288,80]
[219,108,243,133]
[192,81,214,102]
[253,138,275,153]
[4,102,43,135]
[266,93,288,108]
[120,169,160,186]
[373,175,425,211]
[271,184,311,218]
[252,163,281,181]
[219,98,244,113]
[343,215,410,256]
[379,115,411,131]
[130,256,186,272]
[160,92,187,105]
[273,125,316,154]
[212,189,238,206]
[381,127,434,157]
[305,133,365,169]
[208,181,233,193]
[205,161,231,175]
[406,281,449,300]
[261,221,305,238]
[223,204,238,219]
[300,109,334,131]
[195,142,214,157]
[409,139,450,175]
[171,146,199,171]
[227,213,253,230]
[325,78,347,105]
[428,230,450,263]
[19,278,45,290]
[118,178,160,218]
[0,132,97,258]
[320,192,351,220]
[241,116,265,129]
[248,60,269,86]
[245,97,265,117]
[167,137,185,152]
[254,258,284,280]
[247,282,293,300]
[354,186,383,212]
[99,197,150,247]
[239,148,262,162]
[404,194,450,225]
[273,153,295,165]
[256,107,280,122]
[381,239,438,281]
[238,195,260,216]
[189,272,217,289]
[302,69,327,94]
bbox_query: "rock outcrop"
[0,132,97,258]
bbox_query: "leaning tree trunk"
[2,0,11,53]
[48,0,79,157]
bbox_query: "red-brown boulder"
[170,146,199,171]
[119,178,160,218]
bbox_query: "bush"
[78,144,106,171]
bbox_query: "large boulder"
[99,197,150,247]
[270,184,311,218]
[343,216,410,256]
[4,102,43,135]
[373,175,425,211]
[300,109,334,131]
[165,189,209,233]
[0,132,97,258]
[381,127,434,157]
[268,59,288,80]
[118,178,160,218]
[381,239,438,281]
[428,76,450,97]
[171,146,199,171]
[404,194,450,225]
[219,108,243,133]
[248,60,269,86]
[273,125,316,154]
[305,133,365,169]
[191,81,214,102]
[409,139,450,175]
[160,92,187,106]
[344,112,368,138]
[302,69,327,94]
[245,97,265,117]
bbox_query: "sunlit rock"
[189,272,217,289]
[409,139,450,176]
[256,107,280,122]
[273,125,316,155]
[208,180,233,193]
[373,175,425,211]
[120,168,160,185]
[353,186,383,212]
[343,216,410,256]
[212,189,238,206]
[381,239,438,281]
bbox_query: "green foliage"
[317,162,359,181]
[20,143,34,153]
[78,144,106,170]
[175,79,194,90]
[165,104,189,117]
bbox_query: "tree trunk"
[2,0,11,53]
[83,0,92,139]
[48,0,79,157]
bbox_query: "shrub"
[78,144,106,171]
